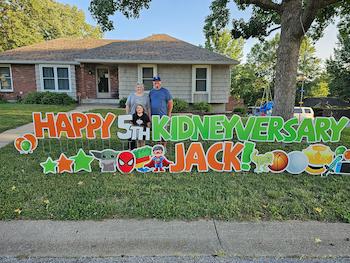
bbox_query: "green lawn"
[0,103,76,133]
[0,109,349,222]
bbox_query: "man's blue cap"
[152,76,161,81]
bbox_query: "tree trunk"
[273,1,303,120]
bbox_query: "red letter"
[223,142,244,171]
[56,113,76,138]
[185,142,208,172]
[71,113,88,138]
[86,113,102,139]
[33,112,57,138]
[101,113,116,139]
[169,143,185,173]
[207,142,224,171]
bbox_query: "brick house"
[0,34,237,111]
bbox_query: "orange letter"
[33,112,57,138]
[56,113,76,138]
[101,113,116,139]
[185,142,208,172]
[71,113,88,138]
[223,142,244,171]
[86,113,102,139]
[169,143,185,173]
[207,142,224,171]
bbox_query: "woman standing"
[126,83,150,116]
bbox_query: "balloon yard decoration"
[14,112,350,176]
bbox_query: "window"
[138,64,157,90]
[294,108,302,114]
[0,66,13,91]
[40,65,70,91]
[304,108,312,114]
[195,68,207,92]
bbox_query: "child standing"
[132,104,151,147]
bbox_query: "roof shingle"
[0,34,237,65]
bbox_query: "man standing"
[149,76,173,118]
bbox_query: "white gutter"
[76,59,238,65]
[0,60,80,65]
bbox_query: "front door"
[96,67,111,98]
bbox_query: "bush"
[22,91,43,104]
[193,102,212,113]
[22,91,76,105]
[173,98,189,113]
[0,94,7,103]
[119,97,127,108]
[232,107,247,115]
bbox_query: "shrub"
[22,91,43,104]
[173,98,189,113]
[119,97,127,108]
[22,91,76,105]
[232,107,247,115]
[193,102,212,113]
[0,94,7,103]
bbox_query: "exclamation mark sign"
[241,141,255,171]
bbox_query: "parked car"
[293,107,314,121]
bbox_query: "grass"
[0,103,76,133]
[0,108,349,222]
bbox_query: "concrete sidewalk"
[0,220,349,258]
[0,104,120,149]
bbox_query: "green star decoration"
[40,157,57,174]
[70,149,94,173]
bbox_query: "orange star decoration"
[57,153,73,173]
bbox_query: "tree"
[203,0,349,119]
[0,0,102,52]
[326,33,350,101]
[230,34,321,106]
[205,29,244,61]
[88,0,349,119]
[308,78,329,98]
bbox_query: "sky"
[59,0,338,63]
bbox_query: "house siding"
[118,64,231,105]
[118,64,138,99]
[157,65,192,102]
[0,64,37,100]
[210,65,231,103]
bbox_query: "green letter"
[296,118,316,143]
[267,117,284,142]
[208,115,225,140]
[235,116,256,141]
[283,118,298,143]
[152,115,171,141]
[222,114,240,139]
[314,117,331,142]
[330,116,349,142]
[251,117,268,141]
[191,115,210,140]
[176,115,194,141]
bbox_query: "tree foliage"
[229,34,324,106]
[326,33,350,101]
[0,0,102,52]
[205,29,244,61]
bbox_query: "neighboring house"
[0,34,237,112]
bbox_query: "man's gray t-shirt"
[126,93,150,114]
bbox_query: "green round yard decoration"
[21,140,31,153]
